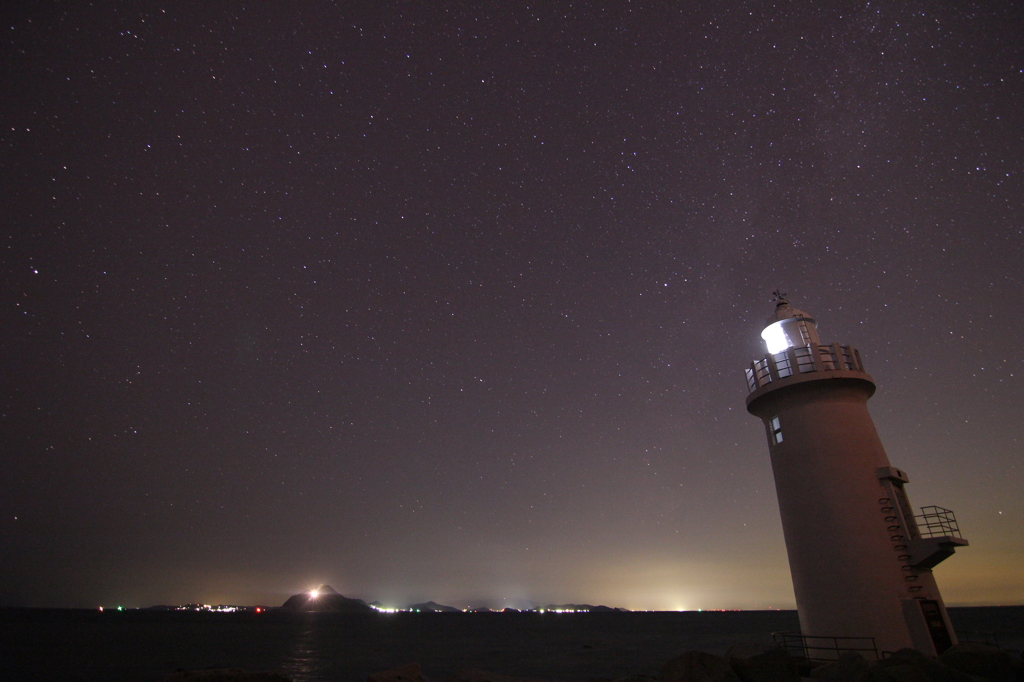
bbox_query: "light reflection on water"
[282,615,328,682]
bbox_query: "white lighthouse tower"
[744,295,967,658]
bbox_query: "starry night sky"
[2,1,1021,610]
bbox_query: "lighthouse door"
[919,599,953,653]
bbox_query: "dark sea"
[1,607,1021,682]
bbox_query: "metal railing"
[746,343,865,393]
[956,630,1000,648]
[772,631,880,662]
[915,506,962,539]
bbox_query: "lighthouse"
[744,295,967,658]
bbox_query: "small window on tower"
[770,416,783,444]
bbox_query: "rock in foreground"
[366,642,1023,682]
[661,651,741,682]
[367,662,429,682]
[163,670,290,682]
[940,643,1016,682]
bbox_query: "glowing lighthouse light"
[760,320,792,354]
[309,590,319,599]
[759,294,821,354]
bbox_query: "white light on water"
[761,321,791,354]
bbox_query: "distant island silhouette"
[406,600,461,612]
[279,585,374,613]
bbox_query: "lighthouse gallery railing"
[746,343,865,393]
